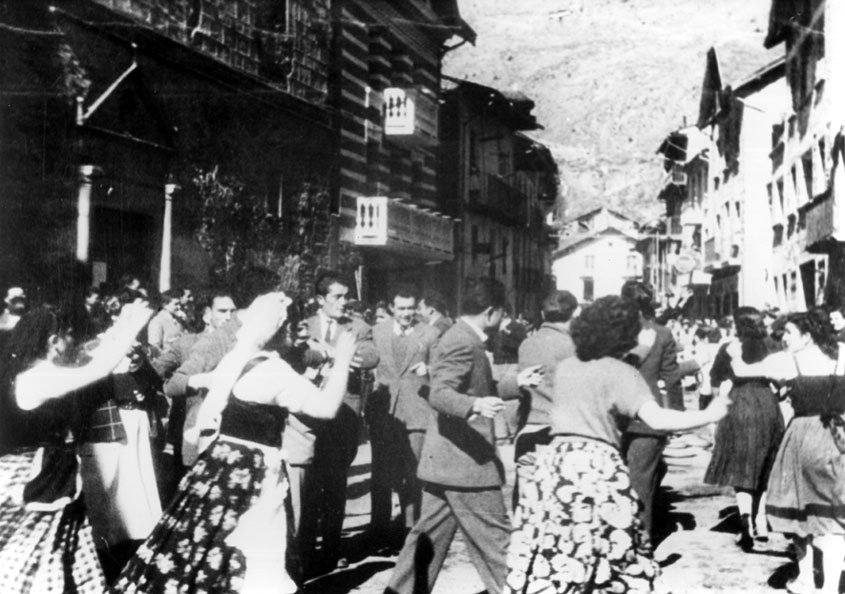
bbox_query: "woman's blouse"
[550,356,655,447]
[220,355,322,448]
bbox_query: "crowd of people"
[2,266,845,594]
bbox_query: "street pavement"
[304,393,796,594]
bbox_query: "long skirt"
[766,417,845,537]
[504,437,658,594]
[113,435,296,594]
[79,408,162,547]
[0,449,106,594]
[704,382,783,491]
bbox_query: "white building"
[552,207,642,302]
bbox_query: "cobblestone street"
[307,393,797,594]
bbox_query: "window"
[584,254,595,270]
[627,254,638,271]
[583,278,594,302]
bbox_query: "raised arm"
[637,397,727,432]
[193,293,292,433]
[726,343,793,381]
[15,302,153,410]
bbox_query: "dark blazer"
[417,320,519,489]
[626,318,681,435]
[372,320,440,430]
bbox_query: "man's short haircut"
[315,271,351,298]
[461,277,506,316]
[620,280,656,320]
[202,289,236,311]
[160,289,182,304]
[391,283,418,303]
[542,290,579,323]
[422,290,448,314]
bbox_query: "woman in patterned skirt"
[504,296,729,594]
[703,306,784,551]
[0,298,153,594]
[113,292,358,594]
[728,308,845,594]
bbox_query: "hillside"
[444,0,780,223]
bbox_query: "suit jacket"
[432,315,454,337]
[626,319,681,435]
[372,321,440,430]
[417,319,519,489]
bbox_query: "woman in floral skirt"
[504,296,729,594]
[113,292,358,594]
[0,297,153,594]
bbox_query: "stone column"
[159,179,177,292]
[76,164,96,263]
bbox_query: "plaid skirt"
[0,450,106,594]
[504,437,658,594]
[113,436,295,594]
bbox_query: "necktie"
[324,320,333,343]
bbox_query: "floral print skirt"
[504,437,658,594]
[113,436,296,594]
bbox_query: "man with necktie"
[300,271,379,572]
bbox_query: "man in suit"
[301,271,379,572]
[417,290,453,337]
[369,284,441,543]
[386,277,541,594]
[620,280,683,540]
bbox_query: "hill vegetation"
[444,0,780,223]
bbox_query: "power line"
[0,21,63,36]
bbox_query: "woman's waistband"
[550,432,620,453]
[218,434,285,463]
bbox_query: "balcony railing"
[805,192,835,247]
[91,0,329,104]
[383,88,438,148]
[354,197,454,260]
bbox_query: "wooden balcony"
[467,174,529,227]
[354,197,454,260]
[91,0,329,104]
[383,88,438,148]
[804,191,835,247]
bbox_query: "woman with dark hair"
[728,307,845,594]
[0,299,152,593]
[113,293,359,594]
[703,307,784,551]
[504,296,729,594]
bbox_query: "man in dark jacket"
[620,280,682,540]
[386,277,540,594]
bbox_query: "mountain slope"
[444,0,779,222]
